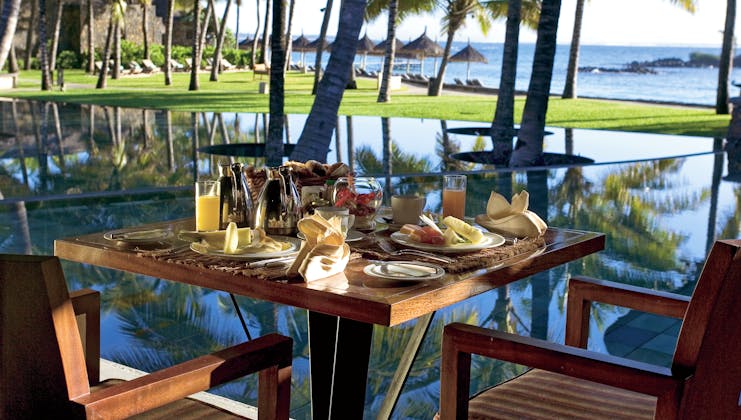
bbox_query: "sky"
[222,0,735,48]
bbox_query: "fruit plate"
[190,236,301,260]
[363,261,445,281]
[389,231,505,253]
[104,228,173,244]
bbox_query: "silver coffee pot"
[254,165,302,236]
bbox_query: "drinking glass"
[442,175,466,219]
[195,180,220,231]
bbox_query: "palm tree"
[140,0,152,60]
[290,0,367,162]
[189,0,202,91]
[266,0,287,166]
[430,0,490,96]
[509,0,561,167]
[163,0,175,85]
[367,0,436,102]
[210,0,234,81]
[86,0,95,73]
[24,0,37,70]
[38,0,52,90]
[49,0,64,72]
[717,0,735,114]
[312,0,334,94]
[96,0,126,89]
[489,0,540,144]
[251,0,260,67]
[562,0,695,99]
[375,0,398,103]
[112,11,122,79]
[0,0,22,72]
[260,0,272,64]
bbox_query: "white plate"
[104,228,173,244]
[189,236,301,260]
[363,261,444,281]
[389,231,506,253]
[297,230,365,242]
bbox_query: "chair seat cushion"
[93,379,249,419]
[467,369,656,419]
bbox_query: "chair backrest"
[672,240,741,418]
[0,255,91,418]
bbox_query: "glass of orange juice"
[442,175,466,219]
[195,180,220,231]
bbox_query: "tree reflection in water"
[0,100,731,418]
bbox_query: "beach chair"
[454,78,464,86]
[468,78,483,87]
[253,63,270,79]
[220,58,235,71]
[127,61,142,74]
[439,239,741,419]
[141,59,159,73]
[183,58,196,71]
[169,58,185,71]
[0,254,293,419]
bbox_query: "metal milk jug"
[255,165,302,236]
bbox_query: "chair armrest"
[70,288,101,384]
[72,333,292,420]
[441,323,683,419]
[565,275,690,347]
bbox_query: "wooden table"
[55,219,604,419]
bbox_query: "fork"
[375,236,455,264]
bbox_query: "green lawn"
[3,69,730,138]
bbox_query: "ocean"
[291,42,739,107]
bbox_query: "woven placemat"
[351,234,547,274]
[139,233,547,281]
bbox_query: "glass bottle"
[333,176,383,230]
[217,163,235,230]
[217,162,253,229]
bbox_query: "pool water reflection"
[0,99,736,419]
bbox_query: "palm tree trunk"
[283,0,295,72]
[562,0,583,99]
[260,0,271,64]
[189,0,202,91]
[290,0,366,162]
[50,0,64,72]
[8,45,19,73]
[142,2,150,60]
[164,0,174,84]
[210,0,233,81]
[235,0,240,46]
[430,30,455,96]
[112,20,121,79]
[86,0,95,73]
[491,0,521,143]
[197,2,212,67]
[266,0,286,166]
[0,0,22,72]
[377,0,398,103]
[38,0,52,90]
[24,0,37,70]
[251,0,260,67]
[312,0,333,94]
[716,0,735,114]
[510,0,562,167]
[96,14,114,89]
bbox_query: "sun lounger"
[141,59,159,73]
[454,78,464,86]
[252,63,270,79]
[220,58,235,70]
[467,78,483,87]
[128,62,142,74]
[169,59,185,71]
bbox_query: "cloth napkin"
[288,213,350,282]
[474,191,547,238]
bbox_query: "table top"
[54,219,604,327]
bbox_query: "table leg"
[309,311,373,420]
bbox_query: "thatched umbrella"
[356,33,377,70]
[401,30,443,75]
[308,37,331,51]
[292,34,312,67]
[450,42,488,81]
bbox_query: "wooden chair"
[0,254,293,419]
[439,239,741,419]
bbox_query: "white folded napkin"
[288,213,350,282]
[474,191,547,238]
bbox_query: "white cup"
[391,195,426,225]
[315,206,355,237]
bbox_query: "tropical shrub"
[56,50,80,69]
